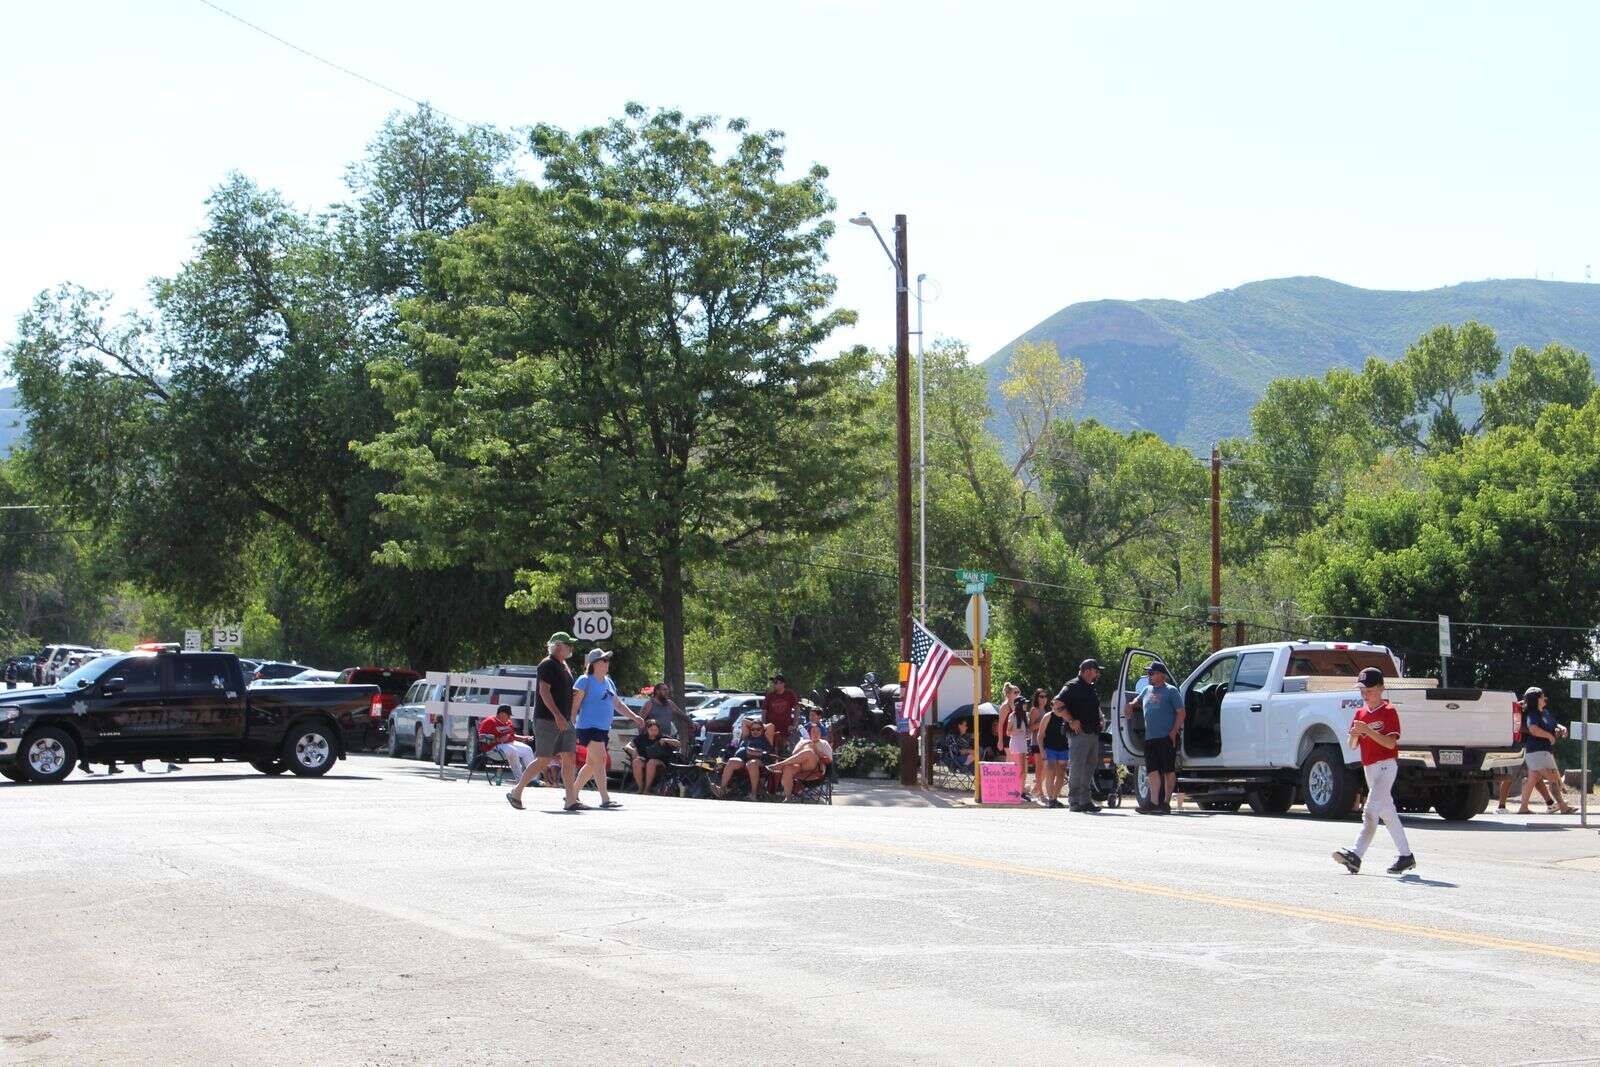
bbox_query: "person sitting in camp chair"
[477,705,535,780]
[942,717,976,771]
[625,718,680,794]
[713,718,772,799]
[771,722,834,802]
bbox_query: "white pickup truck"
[1110,641,1522,820]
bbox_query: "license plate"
[1438,749,1463,766]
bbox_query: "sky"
[3,0,1599,367]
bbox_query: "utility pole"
[894,215,917,787]
[1210,445,1222,652]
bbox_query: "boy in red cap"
[1333,667,1416,875]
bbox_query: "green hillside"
[984,276,1600,448]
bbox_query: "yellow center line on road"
[800,836,1600,966]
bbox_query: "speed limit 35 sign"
[572,610,613,641]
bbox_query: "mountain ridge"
[983,276,1600,448]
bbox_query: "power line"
[195,1,468,125]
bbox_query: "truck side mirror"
[102,677,126,695]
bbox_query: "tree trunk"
[660,551,687,702]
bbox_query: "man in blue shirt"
[1129,661,1185,814]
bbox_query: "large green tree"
[4,107,527,668]
[364,106,876,697]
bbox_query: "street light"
[852,211,916,786]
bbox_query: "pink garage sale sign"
[979,761,1022,804]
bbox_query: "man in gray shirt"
[1129,662,1185,814]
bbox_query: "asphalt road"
[4,755,1599,1066]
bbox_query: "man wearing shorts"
[506,632,580,811]
[1130,661,1183,814]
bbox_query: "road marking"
[803,836,1600,966]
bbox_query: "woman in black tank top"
[1037,697,1073,807]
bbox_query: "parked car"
[252,660,309,681]
[1110,641,1521,819]
[285,669,341,684]
[335,666,420,750]
[386,679,447,759]
[35,644,96,685]
[0,646,380,783]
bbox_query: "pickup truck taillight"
[370,693,384,718]
[1512,700,1522,743]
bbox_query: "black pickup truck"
[0,648,379,783]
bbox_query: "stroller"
[1089,729,1126,807]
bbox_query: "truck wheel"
[1248,783,1295,814]
[414,730,428,761]
[1135,766,1151,807]
[1434,782,1490,821]
[250,759,288,776]
[20,727,77,784]
[283,723,336,777]
[387,729,401,758]
[1299,745,1357,819]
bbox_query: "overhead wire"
[195,1,470,125]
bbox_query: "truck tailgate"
[1388,689,1515,748]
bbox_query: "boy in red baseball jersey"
[1333,667,1416,875]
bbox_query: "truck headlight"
[0,707,17,723]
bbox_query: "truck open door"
[1112,647,1164,767]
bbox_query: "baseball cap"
[1079,658,1101,672]
[584,648,613,667]
[548,631,576,646]
[1356,666,1384,688]
[1148,661,1169,676]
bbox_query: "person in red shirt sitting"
[478,705,536,781]
[1333,668,1416,875]
[763,674,800,751]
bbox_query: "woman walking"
[570,649,645,810]
[1518,687,1576,814]
[998,683,1033,802]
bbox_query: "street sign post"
[1437,615,1451,687]
[956,569,995,595]
[1571,679,1598,827]
[573,592,613,642]
[964,594,989,646]
[970,595,984,803]
[572,610,613,642]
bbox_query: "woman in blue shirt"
[1518,686,1576,815]
[569,648,645,810]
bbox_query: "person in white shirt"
[770,722,834,801]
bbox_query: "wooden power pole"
[1210,445,1223,652]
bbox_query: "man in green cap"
[506,631,582,811]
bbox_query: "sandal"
[505,792,524,810]
[600,799,623,809]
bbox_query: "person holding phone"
[1333,667,1416,875]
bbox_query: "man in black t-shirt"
[506,632,581,811]
[1055,659,1104,812]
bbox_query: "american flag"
[903,619,954,734]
